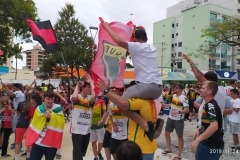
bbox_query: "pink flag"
[91,18,134,95]
[0,50,3,56]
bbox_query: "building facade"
[26,45,45,70]
[154,0,239,72]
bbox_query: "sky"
[15,0,183,69]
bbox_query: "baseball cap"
[1,92,8,96]
[134,26,147,40]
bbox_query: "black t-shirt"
[200,99,224,147]
[187,89,197,102]
[16,102,30,128]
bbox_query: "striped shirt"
[169,94,189,120]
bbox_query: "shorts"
[103,130,111,148]
[123,82,162,100]
[230,122,240,134]
[90,128,105,143]
[110,138,127,154]
[189,101,198,113]
[15,128,27,143]
[165,117,184,136]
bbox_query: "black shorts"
[110,138,127,154]
[103,130,111,148]
[189,101,198,113]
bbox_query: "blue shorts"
[142,153,154,160]
[195,143,223,160]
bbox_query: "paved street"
[3,121,189,160]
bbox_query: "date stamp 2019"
[210,149,239,154]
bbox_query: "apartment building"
[26,45,45,70]
[154,0,240,74]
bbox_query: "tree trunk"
[76,66,80,79]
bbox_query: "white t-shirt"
[169,94,189,120]
[13,90,25,110]
[127,42,162,85]
[70,94,93,135]
[198,86,226,126]
[108,102,128,140]
[229,98,240,123]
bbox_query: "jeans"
[1,128,12,156]
[72,133,90,160]
[142,153,154,160]
[30,143,57,160]
[195,143,224,160]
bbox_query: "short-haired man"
[103,23,164,141]
[71,76,96,160]
[3,83,25,110]
[191,81,224,160]
[162,84,189,159]
[25,90,65,160]
[229,89,240,151]
[97,80,158,160]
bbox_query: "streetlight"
[130,13,140,25]
[89,26,98,61]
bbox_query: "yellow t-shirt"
[127,98,157,154]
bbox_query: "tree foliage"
[0,0,38,61]
[190,16,240,60]
[40,3,93,84]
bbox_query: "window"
[171,63,173,67]
[175,43,177,46]
[171,53,174,57]
[193,15,195,17]
[178,42,182,47]
[221,49,227,55]
[178,52,182,57]
[172,44,174,48]
[192,26,195,29]
[176,33,178,36]
[222,16,227,22]
[162,35,165,37]
[172,24,175,28]
[177,62,182,68]
[204,0,208,2]
[172,34,174,38]
[163,24,165,27]
[176,23,178,26]
[210,13,217,19]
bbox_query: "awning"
[162,72,197,84]
[214,71,237,80]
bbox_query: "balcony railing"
[211,53,220,57]
[210,17,221,23]
[221,66,231,71]
[221,54,231,59]
[221,43,231,49]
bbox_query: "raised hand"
[96,79,108,93]
[182,54,192,63]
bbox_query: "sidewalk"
[5,122,190,160]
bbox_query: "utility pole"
[161,42,165,76]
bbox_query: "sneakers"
[145,121,155,141]
[1,154,11,157]
[153,118,164,139]
[98,153,104,160]
[56,154,62,159]
[21,152,27,157]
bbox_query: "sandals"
[162,150,172,155]
[172,157,182,160]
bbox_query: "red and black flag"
[23,14,60,52]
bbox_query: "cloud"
[34,0,182,43]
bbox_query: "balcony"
[221,66,231,71]
[211,53,220,58]
[210,17,221,23]
[221,43,231,49]
[221,54,231,59]
[212,65,220,70]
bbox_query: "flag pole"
[60,52,70,83]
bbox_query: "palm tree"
[7,43,23,80]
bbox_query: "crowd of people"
[0,22,239,160]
